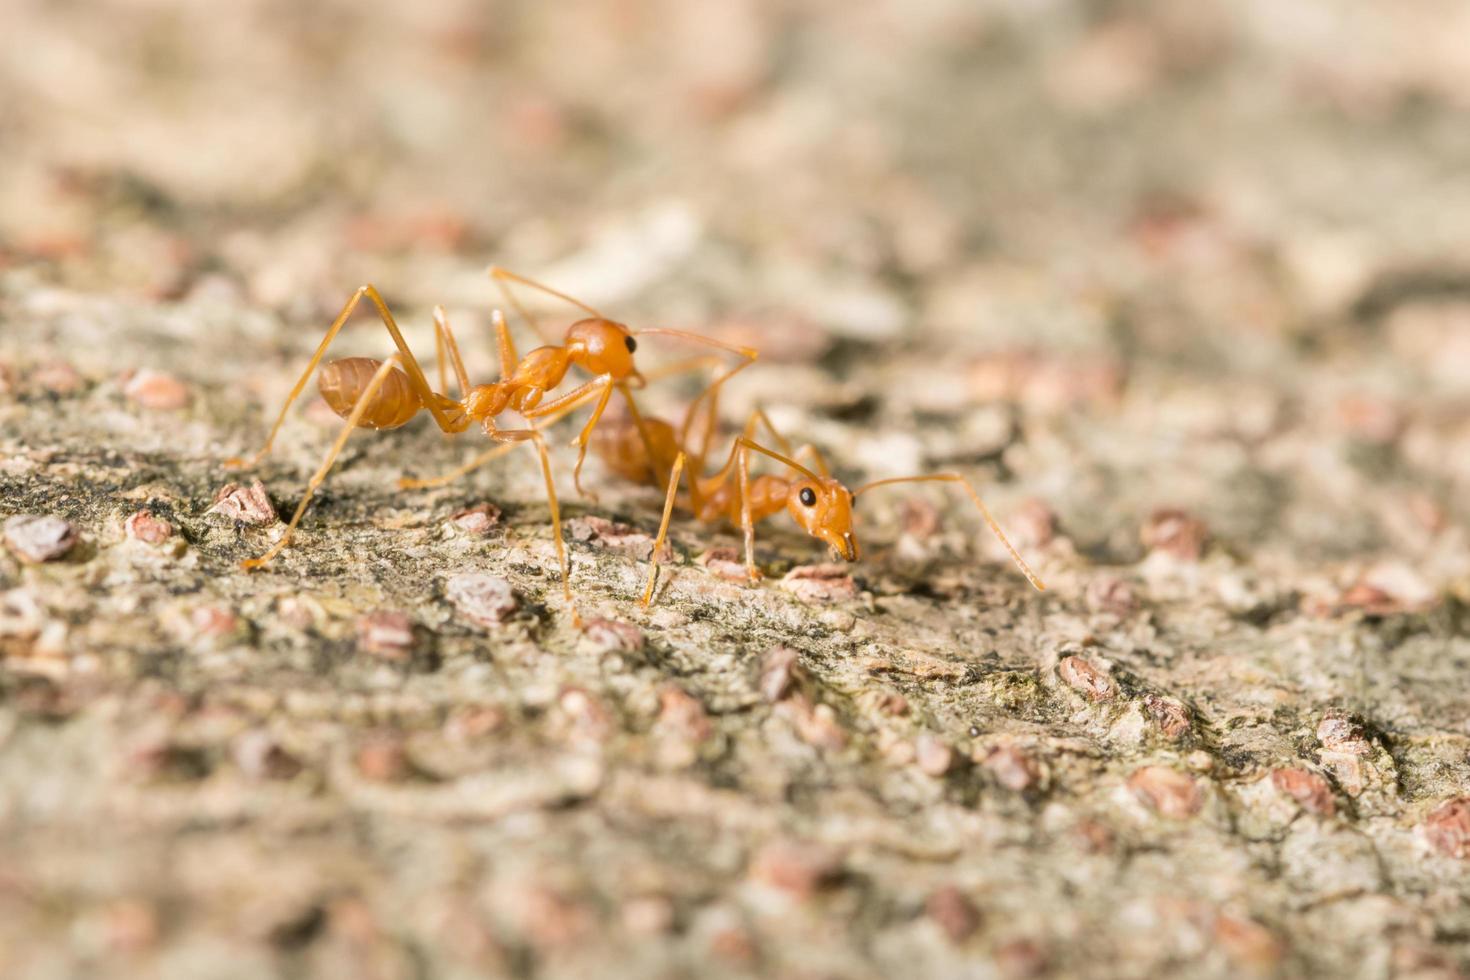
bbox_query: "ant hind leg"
[229,285,459,469]
[241,354,405,570]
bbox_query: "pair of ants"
[227,268,1045,619]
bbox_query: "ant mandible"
[224,268,757,618]
[587,385,1047,606]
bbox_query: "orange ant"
[588,388,1047,606]
[224,268,757,617]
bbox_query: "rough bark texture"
[3,2,1470,978]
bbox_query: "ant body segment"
[589,392,1047,606]
[225,269,756,619]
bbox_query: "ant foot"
[745,568,764,584]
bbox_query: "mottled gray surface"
[3,1,1470,978]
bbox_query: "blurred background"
[5,2,1470,977]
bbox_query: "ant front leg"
[522,374,616,500]
[641,451,687,607]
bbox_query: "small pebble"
[876,691,909,716]
[443,705,506,741]
[4,514,78,563]
[448,502,501,535]
[1085,575,1137,615]
[779,563,857,603]
[355,735,410,782]
[657,686,713,743]
[1128,765,1202,819]
[445,572,518,627]
[914,734,956,776]
[1072,819,1115,854]
[99,898,161,954]
[207,479,278,525]
[777,694,848,751]
[748,839,843,898]
[1334,394,1403,444]
[124,510,174,545]
[1316,709,1372,755]
[555,687,615,745]
[1057,655,1115,701]
[189,605,239,639]
[1270,767,1336,816]
[509,884,592,949]
[233,730,303,780]
[993,938,1049,979]
[697,547,748,582]
[355,611,416,660]
[32,360,84,396]
[982,744,1041,792]
[1140,508,1209,561]
[1143,694,1191,739]
[926,885,981,943]
[567,515,667,560]
[123,369,191,410]
[758,646,803,702]
[1423,797,1470,859]
[578,617,645,655]
[1213,914,1284,971]
[621,895,675,936]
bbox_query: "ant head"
[566,318,640,381]
[786,477,860,561]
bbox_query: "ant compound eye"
[799,487,817,507]
[624,336,637,353]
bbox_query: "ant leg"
[227,285,457,469]
[354,285,461,431]
[492,309,518,381]
[569,383,615,498]
[641,451,687,607]
[659,338,757,466]
[431,306,471,443]
[397,442,518,490]
[852,473,1047,592]
[432,306,470,398]
[736,441,761,583]
[522,374,617,497]
[614,383,667,491]
[488,266,603,346]
[241,354,404,570]
[747,407,832,478]
[491,427,578,624]
[735,405,831,477]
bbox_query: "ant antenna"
[854,474,1047,591]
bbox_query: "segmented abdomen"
[317,357,421,430]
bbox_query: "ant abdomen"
[318,357,421,430]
